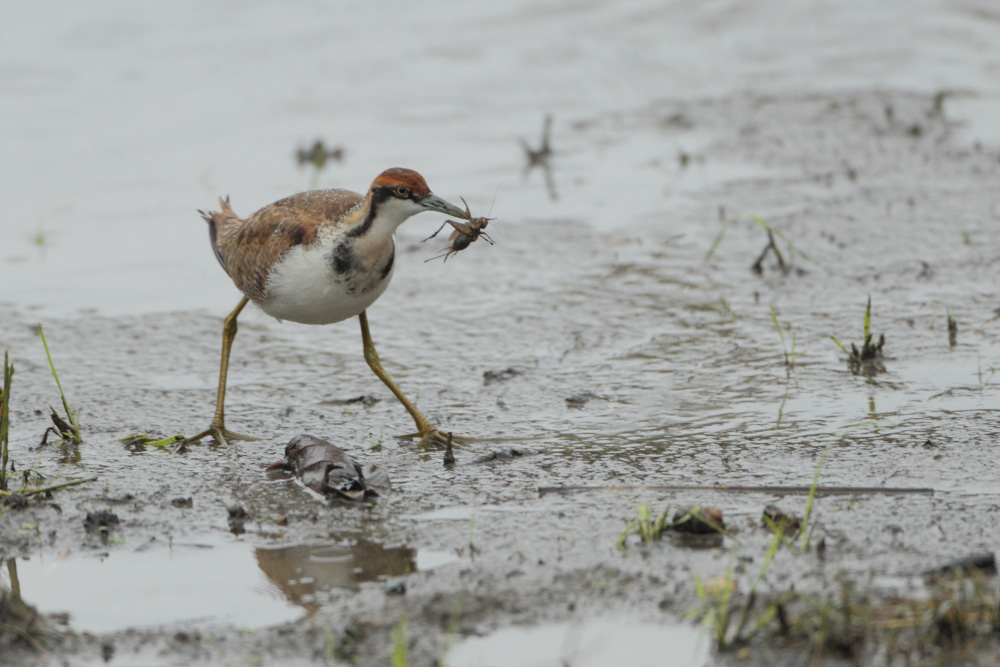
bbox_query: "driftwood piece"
[923,553,997,578]
[537,484,934,497]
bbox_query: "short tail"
[199,196,240,271]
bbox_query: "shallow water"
[6,539,456,633]
[448,617,708,667]
[2,1,1000,665]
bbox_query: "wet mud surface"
[3,2,1000,666]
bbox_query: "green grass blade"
[438,593,464,667]
[391,614,409,667]
[770,304,788,359]
[1,351,13,490]
[801,443,832,551]
[703,219,734,262]
[749,213,771,232]
[863,296,871,342]
[38,325,81,443]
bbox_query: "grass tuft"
[38,325,81,445]
[618,504,671,548]
[1,351,13,491]
[391,614,409,667]
[618,504,728,548]
[438,593,464,667]
[831,297,885,371]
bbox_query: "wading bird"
[188,168,468,447]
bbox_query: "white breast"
[259,235,395,325]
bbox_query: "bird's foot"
[398,423,461,448]
[183,423,260,447]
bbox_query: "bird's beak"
[421,193,469,219]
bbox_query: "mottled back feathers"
[203,189,364,303]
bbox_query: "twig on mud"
[752,228,787,274]
[749,214,826,274]
[538,484,934,497]
[443,432,455,467]
[0,476,96,498]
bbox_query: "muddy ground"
[3,2,1000,666]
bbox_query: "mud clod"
[483,367,521,386]
[100,641,114,662]
[672,506,725,534]
[1,494,28,510]
[470,448,531,464]
[762,505,801,533]
[227,506,249,535]
[565,391,599,408]
[321,395,380,407]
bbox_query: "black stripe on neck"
[347,187,391,238]
[379,242,395,280]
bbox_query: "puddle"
[5,538,456,633]
[447,617,708,667]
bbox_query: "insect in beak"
[420,194,469,219]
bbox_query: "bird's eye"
[395,186,410,198]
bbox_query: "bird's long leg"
[359,310,449,447]
[184,296,259,446]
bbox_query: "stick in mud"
[537,484,935,497]
[0,476,96,498]
[752,229,788,274]
[443,432,455,467]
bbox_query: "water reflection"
[448,616,707,667]
[255,539,417,611]
[3,538,453,633]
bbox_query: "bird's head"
[367,168,468,230]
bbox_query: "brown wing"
[210,189,365,303]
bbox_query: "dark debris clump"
[83,510,119,533]
[483,367,521,386]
